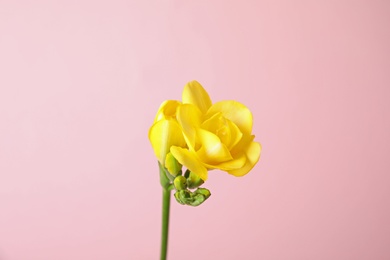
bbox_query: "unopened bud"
[194,188,211,198]
[173,176,187,190]
[186,171,204,189]
[188,188,211,206]
[165,152,182,177]
[174,188,211,207]
[174,190,191,205]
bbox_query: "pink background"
[1,1,390,259]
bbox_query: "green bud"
[173,176,187,190]
[186,171,204,189]
[165,152,182,177]
[188,193,205,206]
[194,188,211,198]
[188,188,211,206]
[173,188,211,207]
[174,190,191,205]
[174,191,185,205]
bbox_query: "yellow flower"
[149,81,261,181]
[148,101,187,165]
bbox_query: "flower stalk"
[159,162,171,260]
[160,186,171,260]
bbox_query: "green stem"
[160,187,171,260]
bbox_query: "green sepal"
[184,169,190,178]
[158,162,171,189]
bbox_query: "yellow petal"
[154,100,181,122]
[205,154,247,171]
[205,101,253,135]
[201,112,228,143]
[170,146,208,181]
[201,113,243,150]
[182,81,212,114]
[176,104,202,151]
[229,134,254,158]
[148,119,186,164]
[228,141,261,177]
[196,129,233,165]
[225,119,243,149]
[200,111,221,132]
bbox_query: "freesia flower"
[149,80,261,181]
[150,81,262,259]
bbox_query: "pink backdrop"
[1,1,390,259]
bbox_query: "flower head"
[149,81,261,181]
